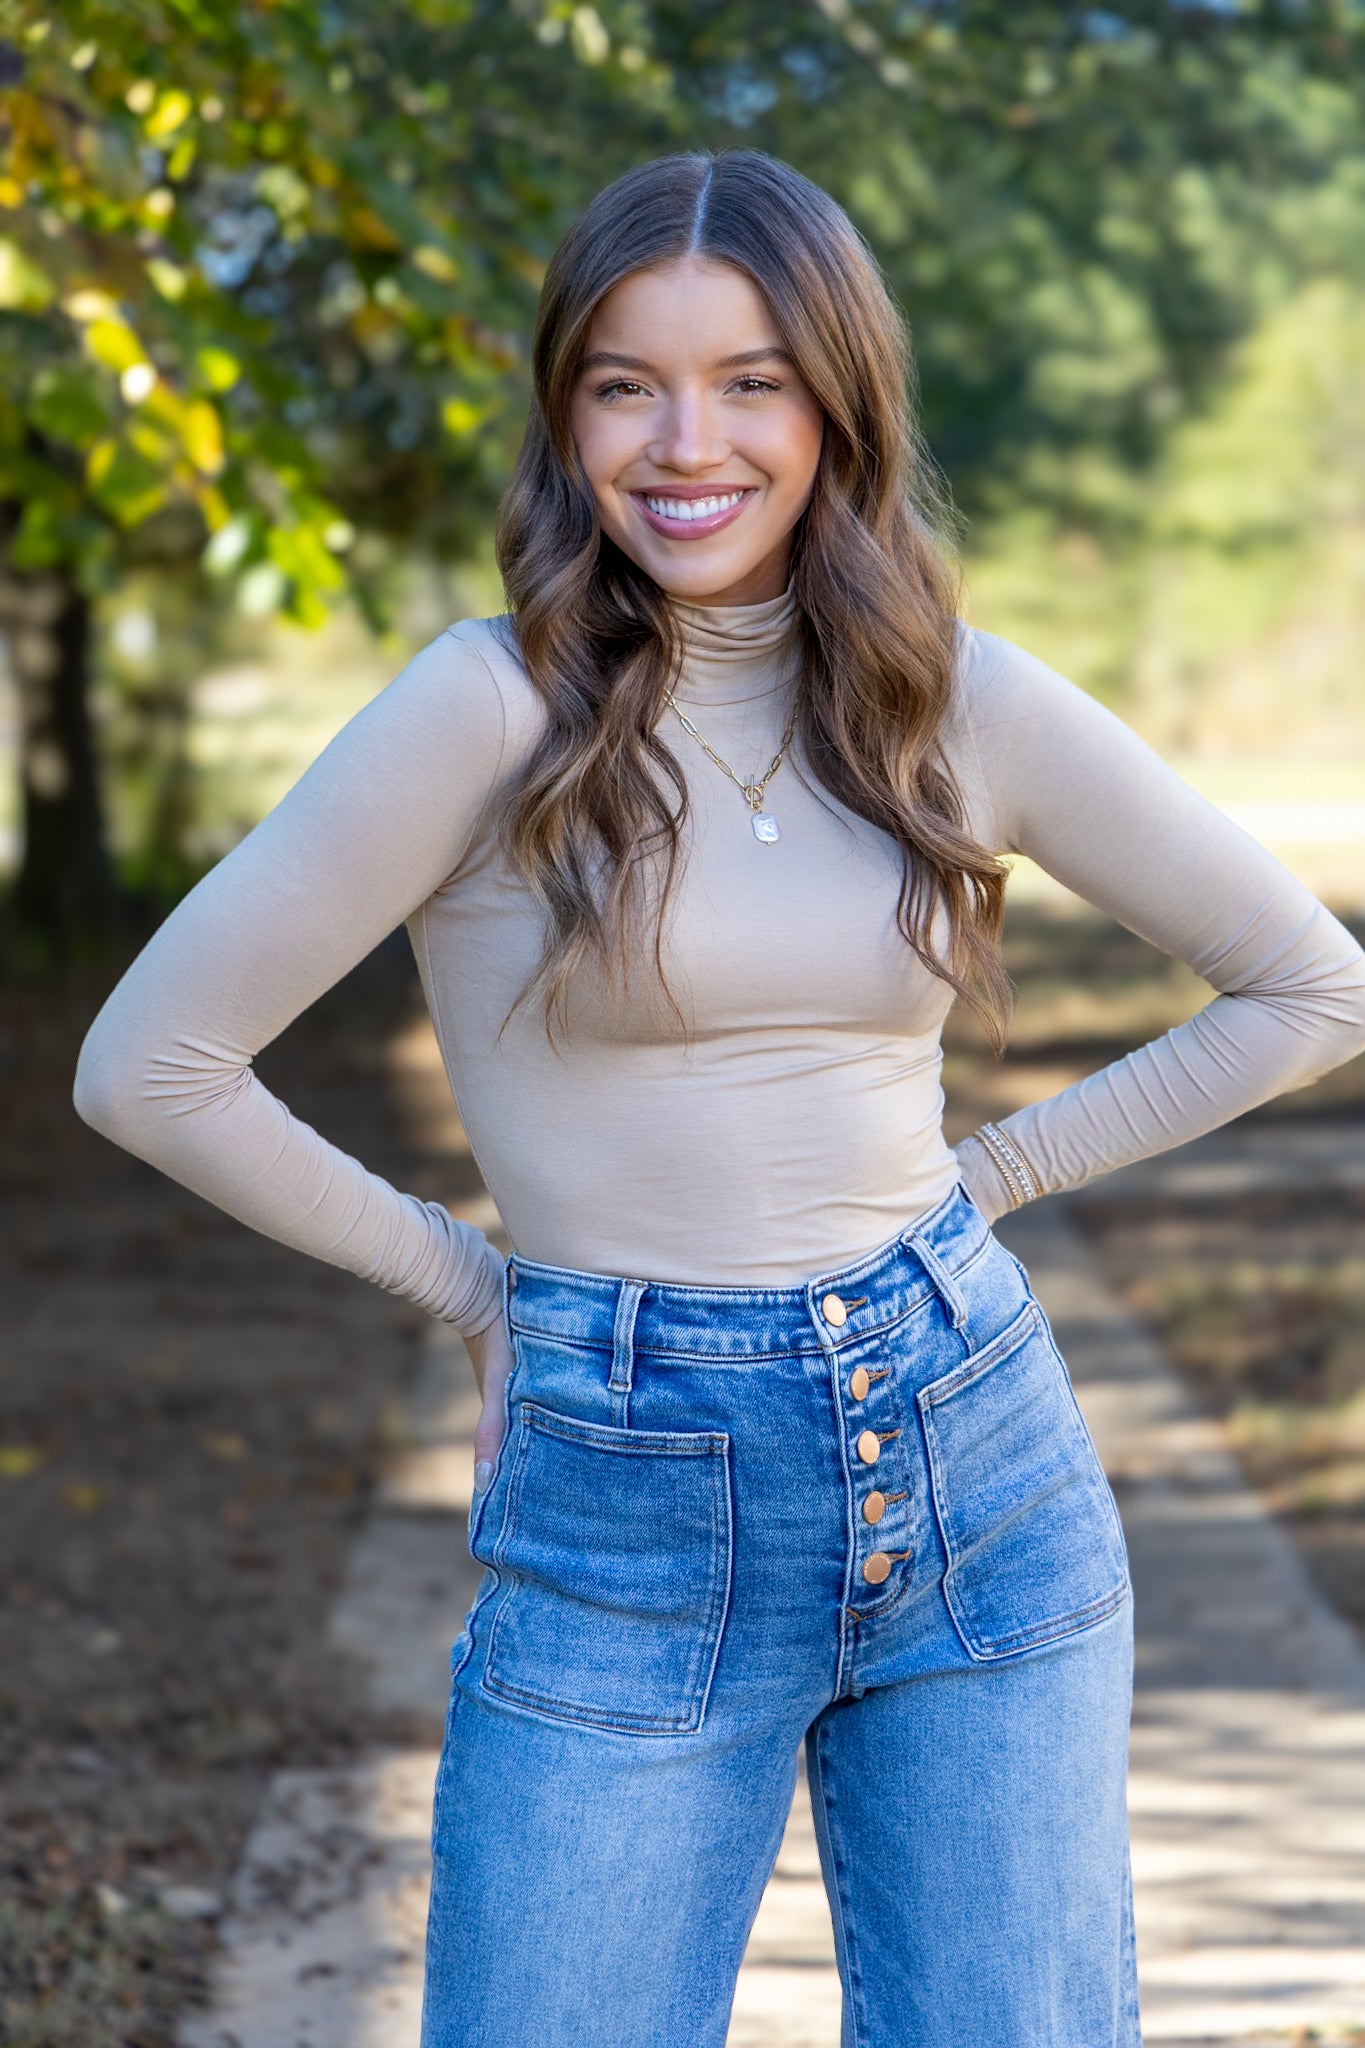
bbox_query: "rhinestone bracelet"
[974,1121,1041,1209]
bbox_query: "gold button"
[862,1552,893,1586]
[862,1490,886,1525]
[822,1293,848,1328]
[856,1429,881,1466]
[849,1366,870,1401]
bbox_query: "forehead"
[583,258,782,361]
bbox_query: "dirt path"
[0,936,441,2045]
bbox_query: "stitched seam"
[952,1578,1131,1658]
[480,1413,731,1734]
[919,1300,1042,1403]
[521,1403,729,1457]
[809,1723,869,2048]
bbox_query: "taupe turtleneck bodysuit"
[73,592,1365,1338]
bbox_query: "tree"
[0,0,673,953]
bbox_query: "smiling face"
[568,257,825,608]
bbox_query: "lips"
[630,487,756,541]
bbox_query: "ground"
[2,899,1363,2044]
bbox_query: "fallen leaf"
[62,1481,107,1513]
[0,1444,44,1478]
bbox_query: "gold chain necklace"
[663,689,799,844]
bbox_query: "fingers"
[470,1325,515,1492]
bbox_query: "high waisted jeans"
[421,1183,1141,2048]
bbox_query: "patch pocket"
[918,1300,1130,1661]
[481,1401,732,1735]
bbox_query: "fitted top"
[73,588,1365,1339]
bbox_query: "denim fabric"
[421,1183,1141,2048]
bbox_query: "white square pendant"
[751,813,780,844]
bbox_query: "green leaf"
[29,366,109,450]
[0,239,55,312]
[86,437,170,527]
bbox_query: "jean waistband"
[505,1181,992,1365]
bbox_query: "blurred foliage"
[968,274,1365,745]
[1,0,1364,941]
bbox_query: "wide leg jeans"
[421,1183,1141,2047]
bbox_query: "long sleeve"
[72,624,511,1340]
[950,626,1365,1221]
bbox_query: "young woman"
[74,151,1365,2048]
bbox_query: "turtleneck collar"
[667,587,799,705]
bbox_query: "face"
[568,257,825,608]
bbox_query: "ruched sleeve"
[73,624,511,1340]
[950,626,1365,1221]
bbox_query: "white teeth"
[641,490,745,522]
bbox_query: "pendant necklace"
[663,689,799,844]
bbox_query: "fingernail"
[473,1461,494,1494]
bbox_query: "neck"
[666,585,800,706]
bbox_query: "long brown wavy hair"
[495,149,1012,1047]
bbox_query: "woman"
[74,151,1365,2047]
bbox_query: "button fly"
[849,1366,870,1401]
[821,1293,848,1328]
[856,1429,881,1466]
[862,1553,893,1585]
[862,1490,886,1525]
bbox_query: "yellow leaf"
[0,178,23,209]
[0,239,55,312]
[350,205,401,252]
[196,346,240,393]
[412,244,458,284]
[194,481,232,530]
[0,1444,44,1478]
[570,5,611,65]
[63,288,119,323]
[86,318,146,373]
[86,437,116,487]
[441,397,483,436]
[145,88,193,140]
[183,399,225,475]
[62,1481,106,1513]
[146,257,188,301]
[288,586,330,630]
[128,419,173,463]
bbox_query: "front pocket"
[480,1401,733,1735]
[918,1300,1130,1661]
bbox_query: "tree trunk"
[0,555,118,955]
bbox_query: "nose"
[648,389,730,475]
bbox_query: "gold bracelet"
[974,1122,1040,1209]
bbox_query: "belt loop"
[908,1232,968,1332]
[609,1279,646,1415]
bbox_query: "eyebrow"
[580,345,794,374]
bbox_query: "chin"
[641,546,769,604]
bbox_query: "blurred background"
[2,4,1364,2043]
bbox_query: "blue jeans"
[422,1184,1141,2047]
